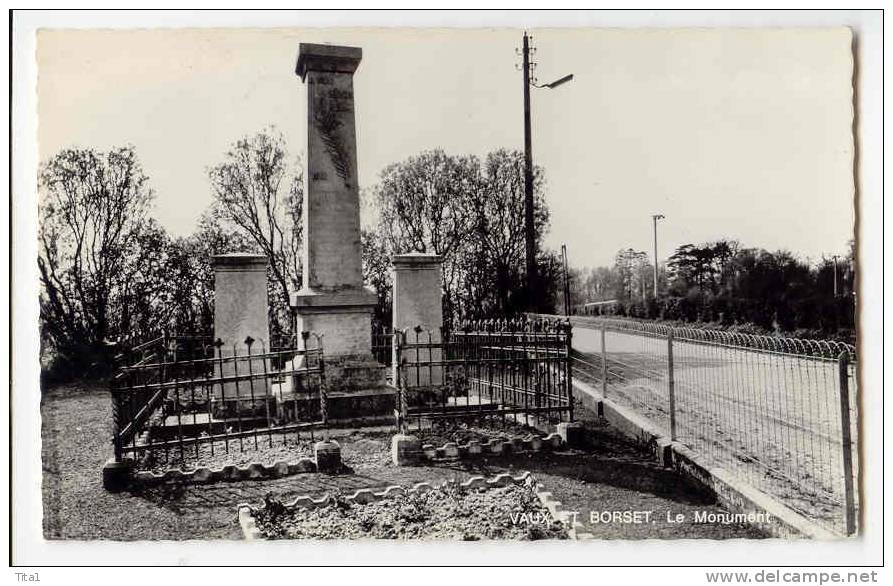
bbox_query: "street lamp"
[520,31,573,312]
[651,214,665,299]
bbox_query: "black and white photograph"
[9,8,885,572]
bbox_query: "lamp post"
[520,31,573,312]
[651,214,665,299]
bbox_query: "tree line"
[361,148,562,326]
[38,131,559,380]
[569,239,856,341]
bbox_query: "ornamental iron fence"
[110,331,327,469]
[393,318,575,432]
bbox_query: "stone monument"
[391,253,444,387]
[211,254,272,416]
[290,43,387,393]
[389,253,443,466]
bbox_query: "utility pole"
[519,31,573,313]
[561,243,571,315]
[652,214,665,299]
[522,31,537,312]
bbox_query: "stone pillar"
[392,253,444,387]
[212,254,271,414]
[290,43,378,360]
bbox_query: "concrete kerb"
[572,379,841,539]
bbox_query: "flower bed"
[244,474,569,540]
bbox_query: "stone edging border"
[533,482,594,540]
[418,432,565,462]
[132,457,318,487]
[237,471,586,541]
[122,431,566,488]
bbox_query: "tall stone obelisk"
[291,44,381,381]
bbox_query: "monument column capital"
[392,253,444,270]
[212,253,269,273]
[295,43,362,81]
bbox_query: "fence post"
[565,319,574,422]
[110,377,123,463]
[838,352,857,535]
[316,334,329,441]
[393,330,407,434]
[600,324,608,398]
[667,331,677,441]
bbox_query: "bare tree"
[164,212,257,333]
[38,146,159,371]
[372,149,480,318]
[360,228,392,324]
[369,148,552,321]
[207,128,303,331]
[466,149,549,316]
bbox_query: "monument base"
[291,287,378,356]
[210,396,276,420]
[276,385,397,426]
[291,286,388,392]
[325,354,389,389]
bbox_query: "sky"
[37,27,856,269]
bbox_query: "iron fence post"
[317,334,329,441]
[667,330,677,441]
[838,351,857,535]
[600,324,608,399]
[394,329,407,433]
[110,376,123,462]
[565,319,574,422]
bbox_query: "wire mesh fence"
[536,314,859,536]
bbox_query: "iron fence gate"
[393,318,574,431]
[111,331,328,468]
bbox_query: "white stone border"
[532,482,593,540]
[133,457,318,487]
[419,432,565,462]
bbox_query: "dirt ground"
[41,381,768,540]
